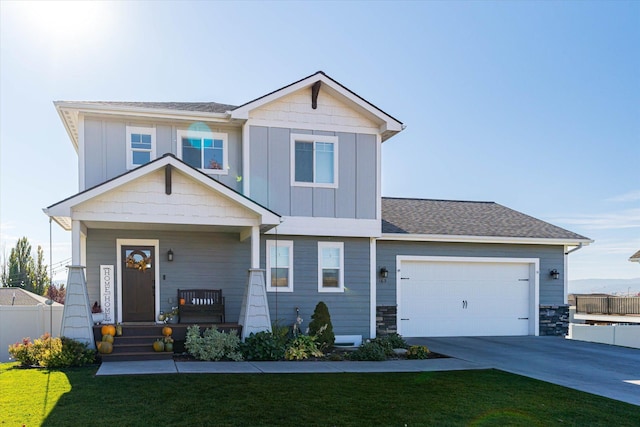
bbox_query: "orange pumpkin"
[97,341,113,354]
[162,326,172,337]
[101,324,116,336]
[102,334,114,344]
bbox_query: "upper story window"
[126,126,156,170]
[318,242,344,293]
[177,129,228,174]
[266,240,294,292]
[291,134,338,188]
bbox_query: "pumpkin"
[97,341,113,354]
[153,339,165,352]
[101,324,116,336]
[164,342,174,352]
[102,334,114,344]
[162,326,172,337]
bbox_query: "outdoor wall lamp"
[379,267,389,279]
[167,249,174,262]
[550,269,560,280]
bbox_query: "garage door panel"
[399,260,533,337]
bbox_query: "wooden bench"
[178,289,225,323]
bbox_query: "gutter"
[565,243,585,255]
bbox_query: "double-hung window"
[177,129,228,174]
[318,242,344,293]
[291,134,338,187]
[266,240,293,292]
[126,126,156,170]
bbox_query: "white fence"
[0,305,63,362]
[568,323,640,349]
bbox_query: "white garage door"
[398,259,533,337]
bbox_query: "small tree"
[308,301,335,350]
[33,245,49,295]
[46,283,66,304]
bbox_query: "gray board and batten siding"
[262,235,372,339]
[82,117,243,192]
[249,126,377,219]
[85,230,371,338]
[376,241,566,306]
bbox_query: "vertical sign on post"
[100,265,114,324]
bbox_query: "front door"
[122,246,155,322]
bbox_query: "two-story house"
[45,71,591,347]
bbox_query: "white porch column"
[251,225,260,269]
[60,266,95,349]
[238,269,272,340]
[71,220,85,265]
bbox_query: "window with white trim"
[177,129,228,174]
[318,242,344,292]
[291,134,338,187]
[266,240,293,292]
[126,126,156,170]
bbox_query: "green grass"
[1,362,638,426]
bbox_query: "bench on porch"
[178,289,225,323]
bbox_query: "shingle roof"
[67,101,237,113]
[630,250,640,262]
[0,288,61,306]
[381,197,590,240]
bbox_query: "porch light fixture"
[379,267,389,279]
[167,249,174,262]
[550,269,560,280]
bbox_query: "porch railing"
[575,296,640,315]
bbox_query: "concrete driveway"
[407,336,640,406]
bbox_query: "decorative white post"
[60,266,95,349]
[238,269,272,340]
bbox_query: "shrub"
[376,333,408,350]
[241,331,286,361]
[308,301,335,350]
[348,341,387,361]
[9,334,95,368]
[406,345,430,359]
[185,325,243,361]
[284,335,323,360]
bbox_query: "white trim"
[266,216,380,238]
[55,102,232,123]
[380,233,592,246]
[290,133,339,188]
[177,129,229,175]
[564,245,569,304]
[78,114,85,190]
[71,211,260,227]
[126,125,157,170]
[266,240,294,293]
[71,220,82,264]
[251,226,260,269]
[370,238,377,338]
[242,121,250,197]
[247,118,379,136]
[116,239,160,324]
[318,241,344,293]
[376,134,382,221]
[395,255,540,337]
[574,313,640,324]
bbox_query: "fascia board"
[54,101,232,123]
[379,233,594,246]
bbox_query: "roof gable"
[45,154,280,230]
[230,71,404,140]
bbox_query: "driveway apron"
[408,336,640,406]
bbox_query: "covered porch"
[44,155,281,346]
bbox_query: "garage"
[397,257,538,337]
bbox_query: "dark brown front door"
[122,246,155,322]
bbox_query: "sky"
[1,1,638,283]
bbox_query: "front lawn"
[1,362,637,426]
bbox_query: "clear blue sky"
[1,1,638,282]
